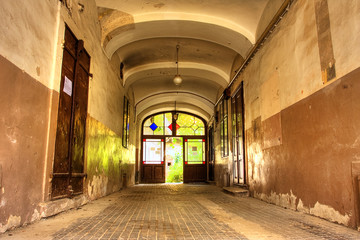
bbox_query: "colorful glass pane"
[165,113,173,135]
[185,139,205,164]
[176,113,205,136]
[144,112,204,136]
[150,123,158,131]
[143,139,163,164]
[191,123,199,131]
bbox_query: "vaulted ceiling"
[95,0,285,121]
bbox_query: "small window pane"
[143,113,174,136]
[176,113,205,136]
[153,114,164,135]
[185,139,205,164]
[143,139,163,164]
[122,97,130,148]
[165,113,173,135]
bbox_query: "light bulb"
[173,75,182,85]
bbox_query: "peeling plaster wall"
[53,0,136,202]
[0,0,59,233]
[0,55,52,233]
[227,0,360,228]
[0,0,136,233]
[86,116,135,201]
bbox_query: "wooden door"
[208,125,215,181]
[52,26,90,199]
[231,83,245,185]
[141,138,165,183]
[183,138,207,183]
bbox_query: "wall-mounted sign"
[63,76,72,96]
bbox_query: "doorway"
[231,82,246,185]
[165,137,183,183]
[51,26,90,199]
[141,112,207,183]
[208,125,215,181]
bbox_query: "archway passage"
[141,112,207,183]
[165,137,183,183]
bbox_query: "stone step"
[222,186,249,197]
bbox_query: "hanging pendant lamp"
[173,45,183,86]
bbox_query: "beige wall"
[221,0,360,228]
[0,0,136,232]
[0,0,59,90]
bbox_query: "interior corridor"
[1,0,360,236]
[1,184,359,240]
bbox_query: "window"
[122,97,130,148]
[142,112,205,136]
[185,139,205,165]
[142,139,164,164]
[176,113,205,136]
[220,99,229,157]
[143,113,173,135]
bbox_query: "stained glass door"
[183,138,206,182]
[141,138,165,183]
[141,112,207,183]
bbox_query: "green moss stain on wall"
[85,116,134,200]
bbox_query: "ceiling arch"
[124,62,229,88]
[95,0,282,120]
[135,92,214,118]
[97,0,270,45]
[102,20,253,59]
[137,103,211,125]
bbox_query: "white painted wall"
[0,0,59,90]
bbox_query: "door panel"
[232,83,245,184]
[143,166,152,179]
[183,138,206,182]
[141,138,165,183]
[154,166,164,180]
[71,62,89,174]
[208,126,215,181]
[52,26,90,199]
[53,50,75,174]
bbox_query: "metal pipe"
[214,0,294,107]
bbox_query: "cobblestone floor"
[2,184,360,240]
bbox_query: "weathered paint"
[314,0,336,83]
[242,67,360,227]
[0,0,136,233]
[310,201,350,226]
[0,54,51,232]
[0,215,21,233]
[255,190,351,225]
[222,0,360,229]
[38,195,88,219]
[0,0,59,90]
[86,116,135,200]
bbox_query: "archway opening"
[141,112,207,183]
[165,137,183,183]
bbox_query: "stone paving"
[2,184,360,239]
